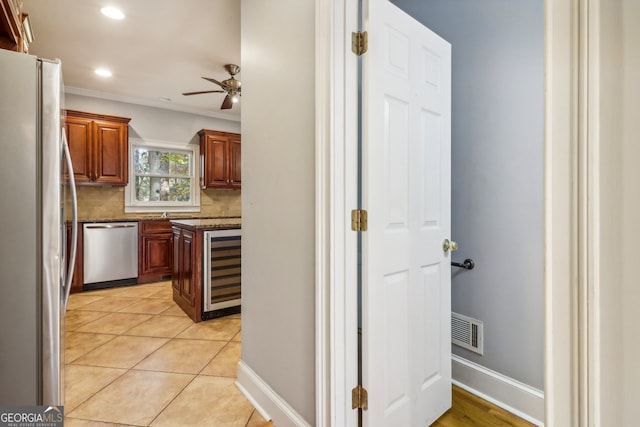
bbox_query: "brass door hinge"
[352,31,368,56]
[351,209,368,232]
[352,385,368,410]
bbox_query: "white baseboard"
[237,356,543,426]
[452,355,545,426]
[236,360,311,427]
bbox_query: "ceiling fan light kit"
[182,64,241,110]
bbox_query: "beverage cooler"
[202,228,241,319]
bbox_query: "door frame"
[315,1,359,425]
[315,0,591,426]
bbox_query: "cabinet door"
[228,137,241,189]
[201,134,229,188]
[139,233,173,281]
[92,120,129,186]
[171,228,182,293]
[63,117,92,183]
[139,220,173,284]
[180,230,196,306]
[66,222,84,293]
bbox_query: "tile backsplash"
[66,186,241,220]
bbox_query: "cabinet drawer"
[140,219,172,234]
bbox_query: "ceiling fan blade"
[221,94,233,109]
[202,76,229,90]
[182,90,226,96]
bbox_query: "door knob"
[442,239,459,252]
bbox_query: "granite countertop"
[170,218,242,230]
[76,216,241,223]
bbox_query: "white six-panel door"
[361,0,452,425]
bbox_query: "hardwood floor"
[433,385,536,427]
[266,387,530,427]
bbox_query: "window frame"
[124,137,200,213]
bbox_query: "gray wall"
[598,0,624,423]
[620,1,640,422]
[603,0,640,423]
[391,0,544,389]
[65,93,240,144]
[240,0,316,423]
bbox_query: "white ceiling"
[22,0,241,121]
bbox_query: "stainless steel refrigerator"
[0,48,77,406]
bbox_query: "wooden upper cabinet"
[92,119,129,185]
[228,137,241,189]
[198,129,241,189]
[63,110,130,186]
[64,116,92,184]
[203,134,229,188]
[0,0,26,52]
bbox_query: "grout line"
[65,333,119,364]
[65,311,111,331]
[64,366,128,415]
[146,372,199,427]
[66,281,247,425]
[243,409,256,427]
[193,339,231,377]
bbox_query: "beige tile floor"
[64,280,270,427]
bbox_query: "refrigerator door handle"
[62,128,78,310]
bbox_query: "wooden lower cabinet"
[138,220,173,284]
[171,222,241,322]
[65,222,83,294]
[172,226,201,322]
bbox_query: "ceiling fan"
[182,64,241,109]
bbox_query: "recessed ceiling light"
[94,68,112,77]
[100,6,125,20]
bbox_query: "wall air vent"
[451,312,484,355]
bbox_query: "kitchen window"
[125,138,200,213]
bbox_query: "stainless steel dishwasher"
[83,222,138,289]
